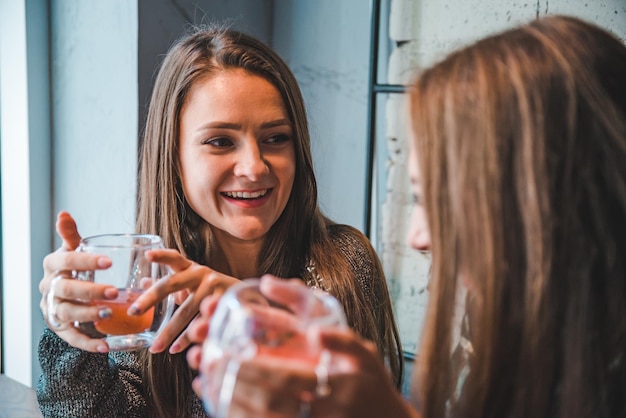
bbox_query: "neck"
[208,232,262,279]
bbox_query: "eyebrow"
[198,119,292,130]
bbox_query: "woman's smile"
[221,188,273,208]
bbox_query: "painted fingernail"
[170,343,181,354]
[98,308,112,319]
[104,288,118,299]
[97,345,109,353]
[128,304,140,315]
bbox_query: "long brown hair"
[137,25,403,417]
[410,15,626,418]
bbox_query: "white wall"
[0,0,51,386]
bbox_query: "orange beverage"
[93,289,154,335]
[255,330,319,365]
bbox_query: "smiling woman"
[36,26,403,418]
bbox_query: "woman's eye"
[205,137,233,147]
[265,134,290,144]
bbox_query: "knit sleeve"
[36,328,148,418]
[327,224,404,388]
[328,224,378,304]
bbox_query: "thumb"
[56,211,82,251]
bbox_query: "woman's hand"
[185,281,316,417]
[186,295,220,394]
[39,211,118,352]
[309,329,419,418]
[185,275,420,418]
[128,249,240,354]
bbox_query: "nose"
[233,141,269,180]
[407,207,431,252]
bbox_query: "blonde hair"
[410,15,626,418]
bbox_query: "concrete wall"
[138,0,273,136]
[272,0,372,230]
[51,1,139,238]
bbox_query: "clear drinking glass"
[74,233,175,351]
[200,278,347,418]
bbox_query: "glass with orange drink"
[200,278,347,418]
[76,233,174,351]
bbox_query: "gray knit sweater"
[37,330,207,417]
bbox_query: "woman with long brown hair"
[413,14,626,418]
[37,26,403,417]
[192,15,626,418]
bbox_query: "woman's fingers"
[318,328,376,358]
[258,275,310,315]
[229,356,315,416]
[37,212,114,353]
[148,296,199,353]
[151,278,226,353]
[131,263,237,315]
[130,261,205,314]
[145,248,193,270]
[47,277,118,302]
[55,325,110,353]
[191,376,203,399]
[43,251,112,278]
[184,295,218,347]
[186,342,204,370]
[53,298,116,324]
[316,328,381,375]
[55,211,82,251]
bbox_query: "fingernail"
[104,288,118,299]
[151,342,164,353]
[128,304,140,315]
[170,343,180,354]
[97,345,109,353]
[98,308,112,319]
[97,257,112,268]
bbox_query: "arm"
[37,329,147,418]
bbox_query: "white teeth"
[224,189,268,199]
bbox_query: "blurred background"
[1,0,624,395]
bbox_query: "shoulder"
[327,223,383,297]
[327,224,380,270]
[327,223,375,256]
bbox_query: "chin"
[228,227,270,242]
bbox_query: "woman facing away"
[37,26,403,418]
[186,14,626,418]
